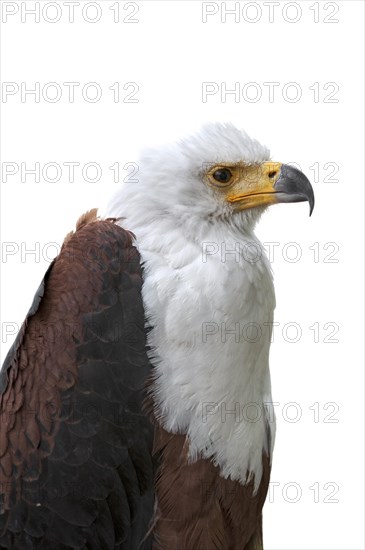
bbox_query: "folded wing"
[0,213,155,549]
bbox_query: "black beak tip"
[309,197,315,216]
[276,164,315,218]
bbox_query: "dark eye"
[212,168,232,184]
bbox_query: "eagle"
[0,123,314,550]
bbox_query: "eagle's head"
[106,122,314,238]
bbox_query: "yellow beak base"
[226,162,282,211]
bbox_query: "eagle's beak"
[274,164,315,215]
[227,162,315,216]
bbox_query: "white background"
[1,1,364,548]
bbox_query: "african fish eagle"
[0,122,314,549]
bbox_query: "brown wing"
[0,213,155,549]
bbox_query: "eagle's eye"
[212,168,232,184]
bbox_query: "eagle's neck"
[136,218,276,491]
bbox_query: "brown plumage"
[151,423,270,550]
[0,215,155,548]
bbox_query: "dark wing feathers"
[0,218,155,549]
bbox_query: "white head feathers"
[104,122,271,235]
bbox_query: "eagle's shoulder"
[0,211,155,549]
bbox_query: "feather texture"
[152,422,270,549]
[0,217,155,549]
